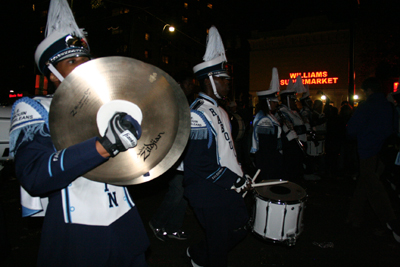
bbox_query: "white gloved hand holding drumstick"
[235,169,288,198]
[232,174,253,193]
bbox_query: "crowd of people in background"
[222,73,400,245]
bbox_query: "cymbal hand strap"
[100,112,140,157]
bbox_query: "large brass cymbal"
[49,56,190,185]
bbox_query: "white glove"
[99,112,142,157]
[233,174,252,193]
[285,130,298,142]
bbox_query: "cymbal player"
[9,1,149,266]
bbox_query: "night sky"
[1,0,400,100]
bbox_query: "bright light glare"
[168,26,175,32]
[75,65,111,103]
[321,95,326,100]
[354,95,359,100]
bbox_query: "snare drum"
[252,181,307,246]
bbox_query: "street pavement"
[1,165,400,267]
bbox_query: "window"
[108,26,122,35]
[207,3,213,9]
[112,7,130,16]
[184,3,188,9]
[162,55,169,64]
[182,16,188,23]
[145,33,150,41]
[116,45,128,53]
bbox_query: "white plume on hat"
[203,26,227,63]
[46,0,84,39]
[35,0,90,78]
[257,67,280,101]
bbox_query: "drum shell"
[252,182,307,242]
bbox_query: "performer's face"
[56,56,90,77]
[270,101,278,112]
[50,56,90,87]
[214,77,230,97]
[289,97,297,110]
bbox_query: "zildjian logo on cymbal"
[138,132,165,161]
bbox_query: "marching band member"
[300,85,324,179]
[183,26,251,267]
[275,76,309,183]
[9,1,149,266]
[251,67,283,181]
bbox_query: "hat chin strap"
[208,74,222,99]
[266,99,271,111]
[48,63,65,82]
[287,95,291,110]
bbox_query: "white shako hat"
[300,84,310,100]
[280,76,297,97]
[279,76,298,110]
[257,67,280,102]
[34,0,91,79]
[294,75,306,95]
[193,26,228,99]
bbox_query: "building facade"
[249,16,351,110]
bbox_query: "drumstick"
[242,169,261,198]
[251,180,288,188]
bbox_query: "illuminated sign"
[394,82,399,93]
[9,93,23,98]
[280,71,339,86]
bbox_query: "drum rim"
[251,228,304,243]
[255,195,308,204]
[254,181,307,203]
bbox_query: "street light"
[160,24,175,67]
[162,24,175,33]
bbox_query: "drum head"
[255,181,307,203]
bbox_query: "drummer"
[183,26,251,267]
[299,85,323,179]
[275,76,308,183]
[9,1,149,266]
[251,67,283,181]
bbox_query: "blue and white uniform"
[184,93,244,206]
[10,96,149,267]
[276,104,307,142]
[184,93,248,266]
[251,110,283,181]
[275,104,306,182]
